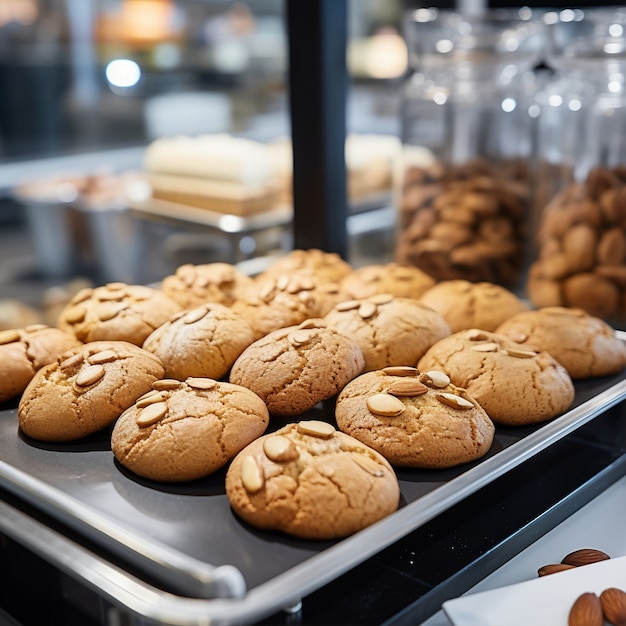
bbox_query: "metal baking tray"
[0,333,624,626]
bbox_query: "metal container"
[77,174,147,284]
[14,176,89,278]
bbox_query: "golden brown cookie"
[230,271,346,340]
[160,262,254,309]
[340,263,435,300]
[142,303,254,381]
[111,377,269,482]
[418,279,530,332]
[260,248,353,283]
[225,420,400,539]
[324,294,451,372]
[335,367,494,468]
[417,329,575,426]
[0,325,82,403]
[0,299,43,331]
[495,307,626,379]
[57,282,182,346]
[18,341,164,441]
[229,319,364,416]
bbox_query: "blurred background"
[0,0,623,326]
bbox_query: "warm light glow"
[119,0,177,44]
[364,31,408,79]
[0,0,38,27]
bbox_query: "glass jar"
[527,9,626,324]
[395,8,545,289]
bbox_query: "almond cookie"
[495,307,626,379]
[225,420,400,539]
[418,279,530,333]
[230,271,346,340]
[160,262,254,309]
[111,377,269,482]
[57,282,182,346]
[229,319,364,416]
[260,248,353,283]
[324,294,451,372]
[18,341,164,441]
[335,367,494,468]
[0,325,81,403]
[340,262,435,300]
[142,303,254,381]
[417,329,575,426]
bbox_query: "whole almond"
[600,587,626,626]
[387,379,428,397]
[568,592,603,626]
[561,548,611,567]
[537,563,576,577]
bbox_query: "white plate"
[443,555,626,626]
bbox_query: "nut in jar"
[527,9,626,324]
[527,166,626,322]
[396,8,544,288]
[396,158,529,287]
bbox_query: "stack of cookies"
[1,248,624,541]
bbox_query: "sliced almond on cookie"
[263,435,299,463]
[75,364,105,387]
[136,401,167,427]
[351,454,386,477]
[136,391,169,407]
[241,455,264,493]
[382,366,419,377]
[297,420,336,439]
[0,329,20,344]
[366,393,405,417]
[388,380,428,397]
[436,393,474,410]
[419,370,450,388]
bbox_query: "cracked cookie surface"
[418,329,575,425]
[231,270,346,340]
[495,306,626,379]
[112,377,269,482]
[160,262,254,309]
[340,262,435,300]
[324,294,451,372]
[229,320,364,416]
[18,340,164,441]
[335,367,495,468]
[57,282,182,346]
[419,279,529,332]
[225,420,400,539]
[259,248,353,283]
[0,325,81,403]
[142,303,254,380]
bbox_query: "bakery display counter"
[128,190,394,265]
[129,196,293,264]
[0,334,624,626]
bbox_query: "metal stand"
[286,0,348,258]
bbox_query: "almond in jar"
[527,9,626,325]
[395,8,545,289]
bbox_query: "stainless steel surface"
[0,147,144,194]
[0,340,624,625]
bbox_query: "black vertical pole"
[286,0,348,258]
